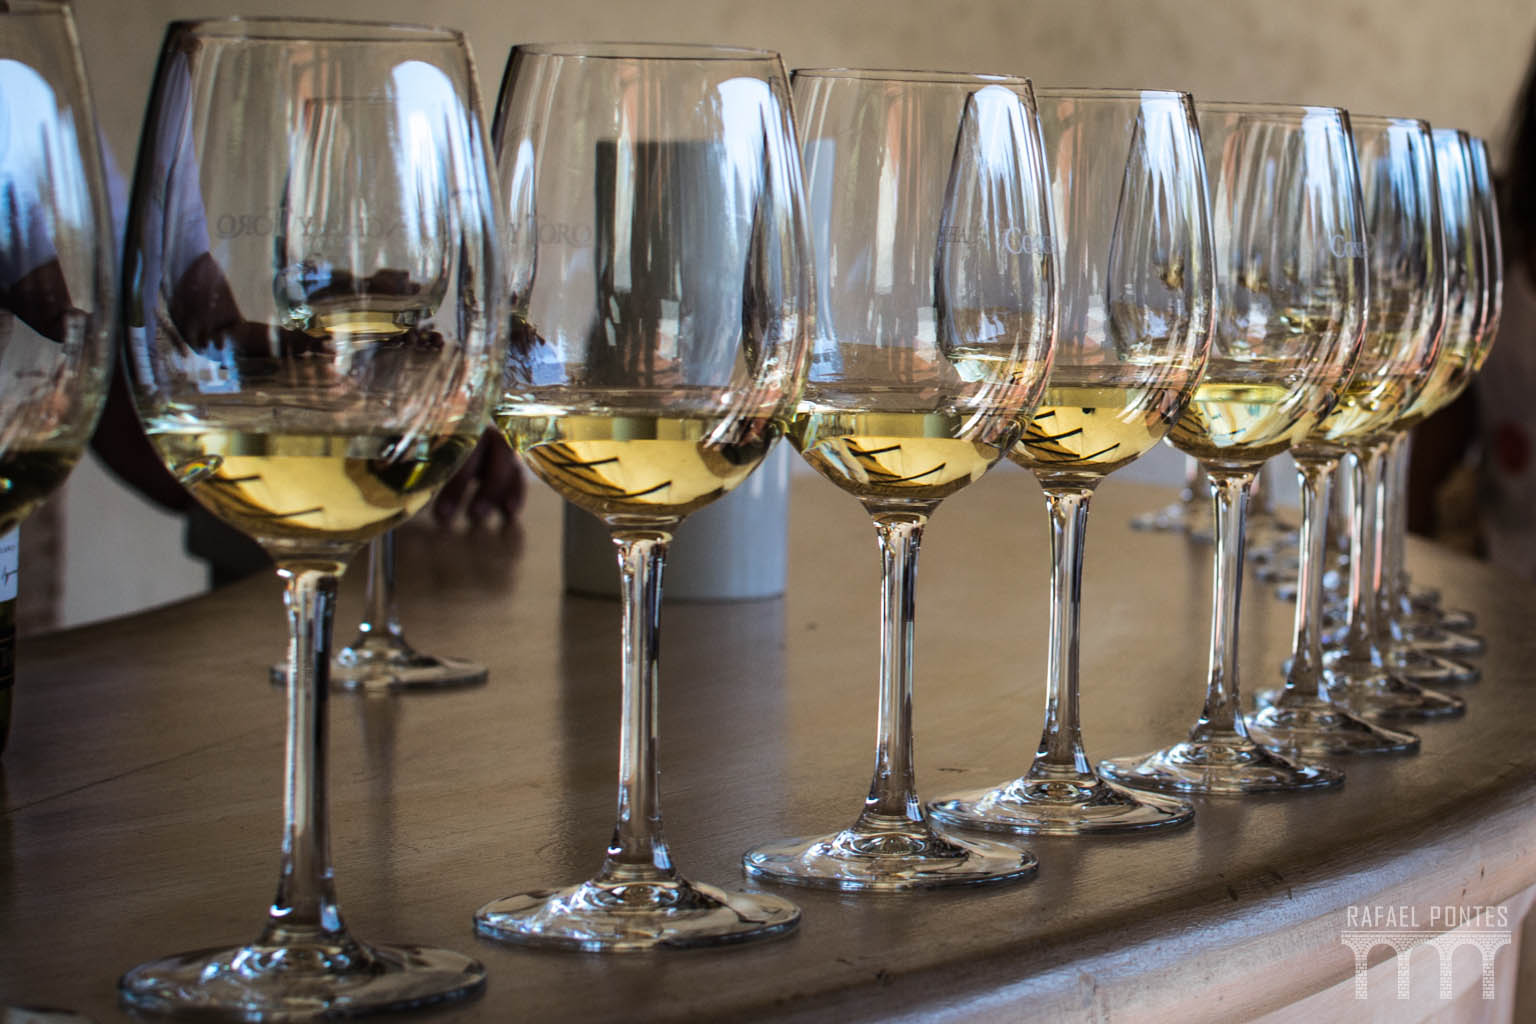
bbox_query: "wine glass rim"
[793,67,1031,86]
[1035,86,1192,103]
[512,41,779,61]
[1344,112,1432,132]
[167,16,463,44]
[1197,99,1347,119]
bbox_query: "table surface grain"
[2,467,1534,1023]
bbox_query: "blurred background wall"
[50,0,1536,627]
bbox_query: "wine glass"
[0,0,116,747]
[270,529,489,691]
[740,69,1055,889]
[1320,117,1466,721]
[1248,111,1448,758]
[1381,130,1500,676]
[1100,102,1366,794]
[118,18,500,1016]
[929,89,1211,835]
[476,42,810,950]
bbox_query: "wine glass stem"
[357,532,404,644]
[858,513,927,827]
[1032,485,1094,776]
[1342,442,1389,666]
[1284,454,1337,701]
[598,529,677,884]
[1383,432,1411,617]
[262,562,347,945]
[1191,468,1254,742]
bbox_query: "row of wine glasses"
[12,6,1506,1018]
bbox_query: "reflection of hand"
[432,427,523,529]
[0,258,77,343]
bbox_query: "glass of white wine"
[1321,122,1474,716]
[1100,102,1366,794]
[0,0,116,751]
[477,42,811,950]
[740,69,1055,890]
[118,18,500,1017]
[1248,111,1446,757]
[1381,130,1499,677]
[929,89,1211,835]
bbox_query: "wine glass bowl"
[0,0,115,534]
[118,17,500,1017]
[1101,102,1367,795]
[929,88,1212,835]
[477,41,811,950]
[740,68,1055,888]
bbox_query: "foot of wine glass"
[475,531,798,949]
[1130,456,1210,536]
[121,566,484,1017]
[1314,442,1465,720]
[931,485,1192,835]
[743,513,1036,889]
[1247,455,1418,757]
[1100,469,1342,794]
[270,532,487,692]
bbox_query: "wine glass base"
[1399,627,1485,657]
[742,822,1037,891]
[928,775,1193,835]
[1099,738,1343,795]
[474,877,799,952]
[269,653,488,692]
[1392,649,1480,687]
[1405,589,1478,632]
[1248,700,1418,757]
[1130,501,1196,533]
[1323,659,1467,719]
[119,940,484,1021]
[1434,608,1476,632]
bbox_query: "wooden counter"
[2,467,1534,1021]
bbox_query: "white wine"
[1011,384,1185,480]
[1169,376,1338,466]
[149,430,475,550]
[498,410,775,524]
[0,446,83,535]
[1307,372,1420,447]
[789,408,1002,506]
[1396,346,1472,430]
